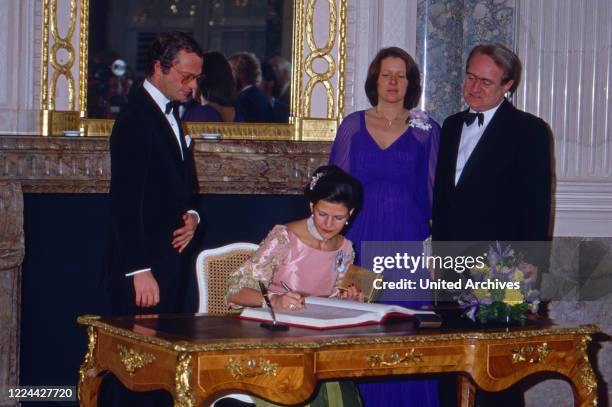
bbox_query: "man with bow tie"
[109,32,203,316]
[432,43,552,243]
[431,43,553,406]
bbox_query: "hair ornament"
[309,171,325,190]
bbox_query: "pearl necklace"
[306,215,326,241]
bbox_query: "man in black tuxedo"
[109,32,203,316]
[432,43,552,242]
[229,52,273,123]
[432,43,553,406]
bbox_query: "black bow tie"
[164,101,181,116]
[463,111,484,127]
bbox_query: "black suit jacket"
[432,99,552,242]
[109,85,197,313]
[235,85,273,123]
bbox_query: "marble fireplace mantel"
[0,136,331,194]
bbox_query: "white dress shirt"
[143,79,184,160]
[454,102,503,185]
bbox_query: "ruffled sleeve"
[328,111,362,172]
[226,225,290,304]
[408,108,441,215]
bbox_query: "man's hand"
[133,271,160,307]
[172,212,198,253]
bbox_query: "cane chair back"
[195,242,259,314]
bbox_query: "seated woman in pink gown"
[225,165,363,407]
[227,165,363,310]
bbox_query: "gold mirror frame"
[39,0,348,141]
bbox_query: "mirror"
[39,0,348,140]
[87,0,293,123]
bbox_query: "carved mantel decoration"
[0,136,330,194]
[39,0,349,141]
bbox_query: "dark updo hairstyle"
[304,165,363,220]
[364,47,421,109]
[197,51,237,106]
[144,31,203,77]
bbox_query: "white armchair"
[195,242,260,406]
[195,242,259,314]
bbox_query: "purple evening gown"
[329,109,440,407]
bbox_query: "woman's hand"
[338,284,364,302]
[270,292,305,311]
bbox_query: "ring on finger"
[289,303,296,310]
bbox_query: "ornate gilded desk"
[77,314,600,407]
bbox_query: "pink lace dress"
[226,225,362,407]
[227,225,354,304]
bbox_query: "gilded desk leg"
[78,327,103,407]
[457,375,476,407]
[568,335,598,407]
[174,352,197,407]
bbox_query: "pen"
[280,281,291,292]
[281,281,305,308]
[258,281,279,325]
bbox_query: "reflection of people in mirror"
[228,52,273,123]
[260,61,289,123]
[104,75,132,118]
[183,51,245,123]
[329,47,441,407]
[87,51,135,119]
[269,55,291,106]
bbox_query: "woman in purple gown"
[183,51,245,123]
[329,47,440,407]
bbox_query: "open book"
[239,297,441,330]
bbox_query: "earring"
[345,220,349,225]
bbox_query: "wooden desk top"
[80,313,600,352]
[77,314,601,407]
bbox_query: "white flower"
[408,108,432,131]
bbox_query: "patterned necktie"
[462,111,484,127]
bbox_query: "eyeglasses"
[465,73,497,88]
[171,66,203,85]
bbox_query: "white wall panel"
[345,0,417,114]
[0,1,20,108]
[517,0,612,236]
[0,0,40,134]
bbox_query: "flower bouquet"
[458,242,540,326]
